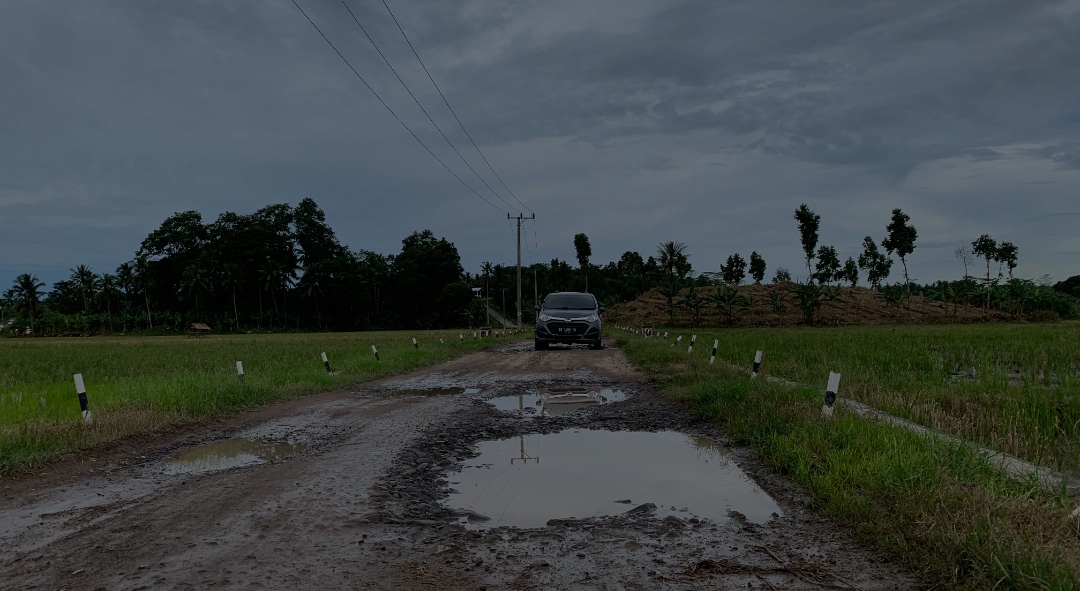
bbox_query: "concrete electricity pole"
[509,213,535,329]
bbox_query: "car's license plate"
[557,326,579,334]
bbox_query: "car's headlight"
[538,313,554,322]
[584,313,599,322]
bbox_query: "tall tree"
[971,234,998,312]
[748,251,766,284]
[5,274,45,333]
[794,204,821,282]
[573,233,592,292]
[997,241,1019,279]
[881,208,917,296]
[96,273,120,331]
[813,245,841,285]
[656,241,690,321]
[839,257,859,287]
[954,243,974,279]
[70,264,99,312]
[392,230,464,328]
[721,253,747,285]
[858,237,892,290]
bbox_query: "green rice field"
[0,330,511,476]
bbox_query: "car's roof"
[547,291,592,296]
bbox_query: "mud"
[0,340,918,590]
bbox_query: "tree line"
[3,200,1078,336]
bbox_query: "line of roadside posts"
[617,324,840,419]
[64,330,532,426]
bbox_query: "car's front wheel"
[589,340,603,350]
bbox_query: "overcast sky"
[2,0,1079,289]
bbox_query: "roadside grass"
[0,330,515,477]
[639,323,1080,473]
[614,330,1080,590]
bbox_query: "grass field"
[0,330,515,477]
[613,323,1080,590]
[635,323,1080,473]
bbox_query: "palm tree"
[70,264,99,313]
[96,273,120,332]
[656,241,688,321]
[133,256,154,329]
[259,259,283,318]
[6,273,46,333]
[181,262,210,316]
[221,262,243,330]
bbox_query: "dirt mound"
[605,283,1005,328]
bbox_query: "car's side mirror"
[534,305,541,312]
[599,307,606,314]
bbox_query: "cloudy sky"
[2,0,1079,289]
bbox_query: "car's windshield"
[543,294,597,310]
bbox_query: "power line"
[379,0,534,215]
[339,0,522,215]
[289,0,509,214]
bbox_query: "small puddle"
[445,430,780,529]
[162,438,308,475]
[486,389,626,416]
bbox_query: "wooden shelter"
[187,323,211,338]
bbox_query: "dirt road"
[1,340,916,590]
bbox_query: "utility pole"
[509,213,535,329]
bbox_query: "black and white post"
[459,334,464,341]
[412,337,418,349]
[236,360,245,384]
[673,335,682,348]
[688,334,696,354]
[710,339,718,364]
[371,344,380,362]
[751,350,763,380]
[321,352,333,374]
[73,373,92,424]
[822,371,841,418]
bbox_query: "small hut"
[187,322,211,338]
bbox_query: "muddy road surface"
[1,340,916,590]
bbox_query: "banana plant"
[791,281,822,324]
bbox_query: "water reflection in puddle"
[162,438,308,475]
[487,389,626,416]
[445,430,780,529]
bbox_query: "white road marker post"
[321,352,333,374]
[664,332,668,339]
[412,337,418,349]
[688,334,696,354]
[371,344,380,362]
[751,350,763,380]
[459,334,463,341]
[822,372,841,418]
[673,335,682,348]
[710,339,719,364]
[236,361,245,384]
[73,373,92,424]
[440,338,444,344]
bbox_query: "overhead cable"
[379,0,534,215]
[289,0,509,214]
[340,0,522,215]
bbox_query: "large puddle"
[486,389,626,417]
[445,430,780,529]
[162,438,308,475]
